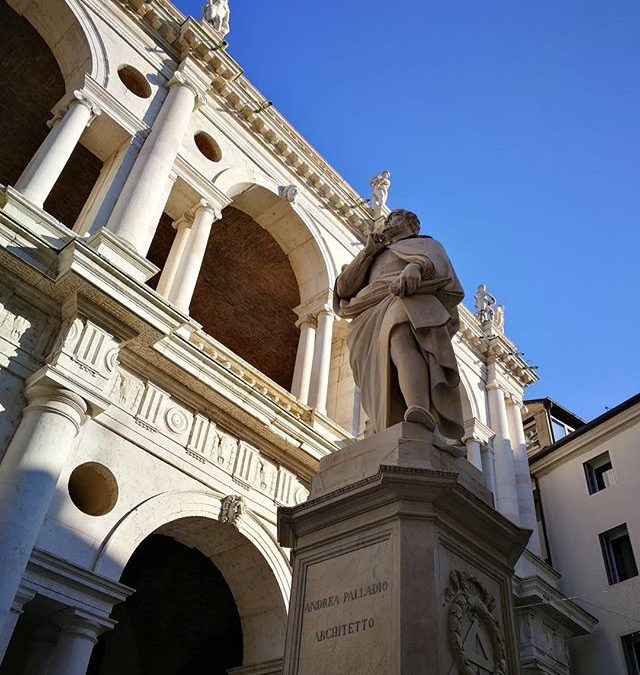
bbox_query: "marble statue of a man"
[334,209,465,454]
[201,0,230,37]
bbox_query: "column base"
[278,422,531,675]
[0,185,72,247]
[85,228,159,283]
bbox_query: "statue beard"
[383,223,413,243]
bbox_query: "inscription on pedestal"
[296,538,391,674]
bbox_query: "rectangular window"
[584,451,616,494]
[600,524,638,584]
[524,420,540,452]
[622,631,640,675]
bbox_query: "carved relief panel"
[48,316,120,396]
[444,570,507,675]
[107,365,310,508]
[0,282,55,359]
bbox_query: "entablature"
[0,205,346,478]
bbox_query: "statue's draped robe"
[334,236,465,437]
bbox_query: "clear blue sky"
[176,0,640,421]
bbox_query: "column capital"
[293,289,333,323]
[168,70,208,110]
[194,198,223,220]
[49,90,102,129]
[463,417,495,445]
[485,381,505,394]
[11,586,35,614]
[24,381,87,434]
[295,314,317,330]
[172,214,193,231]
[71,89,102,120]
[55,607,114,641]
[315,304,334,318]
[504,392,524,409]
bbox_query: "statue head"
[383,209,420,242]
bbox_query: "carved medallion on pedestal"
[445,570,507,675]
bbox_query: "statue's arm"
[335,250,373,299]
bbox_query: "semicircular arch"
[458,367,480,421]
[93,491,291,664]
[93,490,290,598]
[213,167,333,303]
[7,0,108,90]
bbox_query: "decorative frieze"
[48,317,120,395]
[275,467,309,506]
[135,382,170,432]
[0,289,51,357]
[233,442,278,500]
[109,369,145,412]
[109,366,309,507]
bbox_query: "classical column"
[307,308,334,415]
[506,397,541,554]
[0,382,86,639]
[156,216,192,297]
[167,200,220,313]
[105,62,207,255]
[14,90,101,209]
[464,437,483,471]
[486,382,520,524]
[291,315,317,405]
[73,136,142,236]
[23,623,58,675]
[481,442,498,497]
[48,611,105,675]
[0,587,35,662]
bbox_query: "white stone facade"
[0,0,594,672]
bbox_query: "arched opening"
[145,202,305,390]
[0,0,101,228]
[190,205,300,389]
[88,534,243,675]
[146,179,332,393]
[93,506,289,669]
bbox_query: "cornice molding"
[458,304,537,388]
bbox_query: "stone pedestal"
[278,423,531,675]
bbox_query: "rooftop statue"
[334,209,466,455]
[201,0,230,37]
[494,304,505,332]
[475,283,496,323]
[369,170,391,216]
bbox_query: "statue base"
[278,422,530,675]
